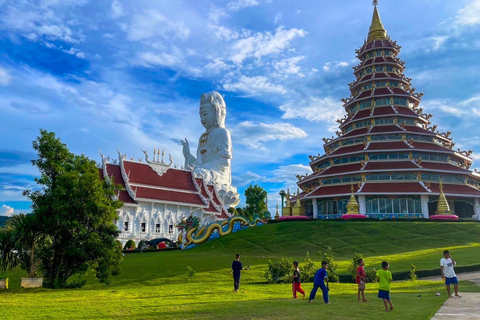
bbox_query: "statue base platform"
[341,214,367,219]
[279,216,310,221]
[429,215,459,220]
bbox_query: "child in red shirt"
[356,258,367,302]
[291,261,305,298]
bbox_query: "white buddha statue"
[181,92,240,207]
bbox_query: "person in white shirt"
[440,250,461,298]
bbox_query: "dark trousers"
[309,283,329,303]
[233,277,240,290]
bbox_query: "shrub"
[319,247,339,283]
[264,257,293,283]
[409,264,418,281]
[365,268,377,283]
[347,253,365,281]
[115,240,122,251]
[299,252,316,283]
[124,239,135,250]
[186,267,196,280]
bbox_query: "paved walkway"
[427,271,480,320]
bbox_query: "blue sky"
[1,0,480,216]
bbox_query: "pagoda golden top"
[368,2,387,42]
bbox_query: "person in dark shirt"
[308,261,329,304]
[231,253,248,292]
[291,261,305,298]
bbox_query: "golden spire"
[346,184,360,214]
[436,180,452,215]
[368,1,387,42]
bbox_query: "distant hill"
[0,216,11,227]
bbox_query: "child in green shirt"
[376,260,394,312]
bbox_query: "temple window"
[386,66,394,72]
[376,49,382,56]
[390,81,399,87]
[375,81,386,87]
[364,82,373,90]
[384,49,391,56]
[368,52,374,58]
[375,98,390,106]
[366,197,421,214]
[359,100,372,109]
[141,223,146,232]
[124,221,129,231]
[169,225,173,233]
[345,125,353,133]
[358,70,364,77]
[374,117,395,125]
[393,97,407,106]
[375,65,384,72]
[350,105,358,113]
[155,224,161,233]
[366,67,373,73]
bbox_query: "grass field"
[1,220,480,319]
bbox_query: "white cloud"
[208,24,240,41]
[455,0,480,26]
[0,67,12,86]
[231,121,307,149]
[274,13,283,25]
[110,0,124,19]
[223,75,287,95]
[137,51,183,68]
[229,26,307,64]
[127,9,190,41]
[273,56,305,76]
[0,205,15,217]
[233,171,265,187]
[62,47,86,59]
[427,36,449,51]
[280,97,344,124]
[209,6,228,24]
[323,61,349,72]
[227,0,260,12]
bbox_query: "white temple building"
[99,150,230,247]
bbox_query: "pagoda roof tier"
[364,160,418,170]
[330,143,366,156]
[319,163,363,176]
[428,183,480,197]
[354,72,407,88]
[419,161,471,174]
[304,184,359,199]
[357,39,398,55]
[359,182,429,194]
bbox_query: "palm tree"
[0,228,17,273]
[6,214,44,277]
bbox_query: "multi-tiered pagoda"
[293,2,480,219]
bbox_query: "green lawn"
[1,220,480,319]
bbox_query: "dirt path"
[426,271,480,319]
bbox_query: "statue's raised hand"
[181,138,190,158]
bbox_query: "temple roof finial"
[368,1,387,42]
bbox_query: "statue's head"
[200,91,226,129]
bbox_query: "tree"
[7,213,45,277]
[23,130,124,287]
[244,184,268,220]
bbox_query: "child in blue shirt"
[308,261,329,304]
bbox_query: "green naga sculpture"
[177,215,266,246]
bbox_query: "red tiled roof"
[367,141,409,151]
[373,106,395,116]
[396,107,418,117]
[123,161,196,191]
[370,125,402,133]
[105,164,136,204]
[330,144,365,156]
[374,56,386,63]
[135,186,206,206]
[320,163,363,176]
[374,88,391,95]
[361,182,428,193]
[412,142,450,152]
[343,127,369,138]
[359,74,372,81]
[364,161,418,170]
[403,126,436,135]
[385,56,396,63]
[374,73,388,79]
[306,184,359,198]
[356,91,372,99]
[420,162,470,173]
[388,73,401,79]
[428,183,480,196]
[392,88,408,95]
[351,109,371,121]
